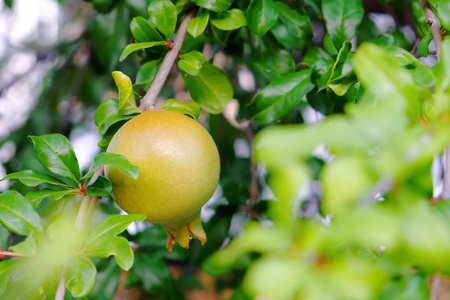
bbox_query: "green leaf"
[87,214,146,244]
[210,8,246,30]
[136,59,163,89]
[93,2,130,70]
[4,0,13,8]
[64,255,97,298]
[0,191,42,235]
[130,16,164,43]
[9,234,36,256]
[84,236,134,270]
[43,219,82,265]
[247,69,314,125]
[94,98,140,137]
[148,0,177,38]
[433,38,450,95]
[322,0,364,48]
[246,0,278,36]
[252,49,295,82]
[274,2,312,41]
[187,9,210,38]
[82,152,140,182]
[26,189,76,208]
[192,0,232,12]
[178,50,206,76]
[111,71,141,114]
[86,176,113,197]
[428,0,450,31]
[28,134,81,183]
[418,34,433,57]
[182,62,233,114]
[326,41,356,95]
[1,170,69,187]
[119,41,167,61]
[162,99,201,120]
[132,252,175,294]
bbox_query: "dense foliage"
[0,0,450,299]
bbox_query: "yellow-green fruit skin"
[105,110,220,248]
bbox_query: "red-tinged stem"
[0,251,24,258]
[139,8,198,111]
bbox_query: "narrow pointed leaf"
[247,69,314,125]
[87,214,146,243]
[64,255,97,298]
[119,41,167,61]
[1,170,69,187]
[28,134,81,183]
[26,189,76,208]
[111,71,141,114]
[82,152,140,182]
[275,2,312,40]
[94,98,140,136]
[0,191,42,235]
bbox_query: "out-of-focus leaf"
[132,252,176,294]
[4,0,13,8]
[187,9,210,38]
[84,236,134,270]
[86,176,113,197]
[92,0,115,12]
[322,0,364,48]
[182,62,233,114]
[28,134,81,183]
[148,0,177,38]
[1,170,69,188]
[42,219,82,265]
[90,258,121,300]
[246,0,278,35]
[9,234,36,256]
[93,2,130,70]
[428,0,450,31]
[368,33,396,47]
[26,189,76,208]
[0,191,42,235]
[82,152,140,182]
[87,214,146,243]
[64,255,97,298]
[119,41,167,61]
[252,48,295,82]
[162,99,201,120]
[247,69,314,125]
[192,0,232,12]
[210,8,246,30]
[275,2,312,41]
[178,50,206,76]
[130,16,164,43]
[418,34,433,57]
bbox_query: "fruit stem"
[139,7,198,111]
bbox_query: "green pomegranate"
[105,109,220,251]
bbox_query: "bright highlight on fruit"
[105,109,220,251]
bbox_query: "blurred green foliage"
[1,0,450,299]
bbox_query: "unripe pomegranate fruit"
[105,109,220,251]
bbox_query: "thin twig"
[139,8,198,111]
[430,274,441,300]
[419,0,443,58]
